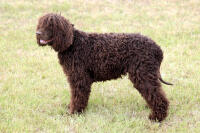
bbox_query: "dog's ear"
[52,15,74,52]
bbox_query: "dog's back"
[69,30,163,82]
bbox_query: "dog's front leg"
[68,73,92,114]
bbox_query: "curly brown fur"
[36,13,172,122]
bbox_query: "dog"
[36,13,172,122]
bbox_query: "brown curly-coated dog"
[36,13,172,122]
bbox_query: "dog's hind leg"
[128,64,169,122]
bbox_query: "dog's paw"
[149,112,166,122]
[66,104,75,114]
[149,113,156,121]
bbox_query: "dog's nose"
[36,31,42,35]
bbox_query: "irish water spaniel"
[36,13,172,122]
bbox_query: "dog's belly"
[93,72,123,81]
[89,65,127,81]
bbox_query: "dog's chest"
[58,52,74,74]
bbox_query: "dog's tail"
[158,70,173,85]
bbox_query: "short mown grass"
[0,0,200,132]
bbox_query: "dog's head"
[36,13,74,52]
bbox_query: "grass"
[0,0,200,132]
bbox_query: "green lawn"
[0,0,200,132]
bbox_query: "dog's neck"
[58,28,88,55]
